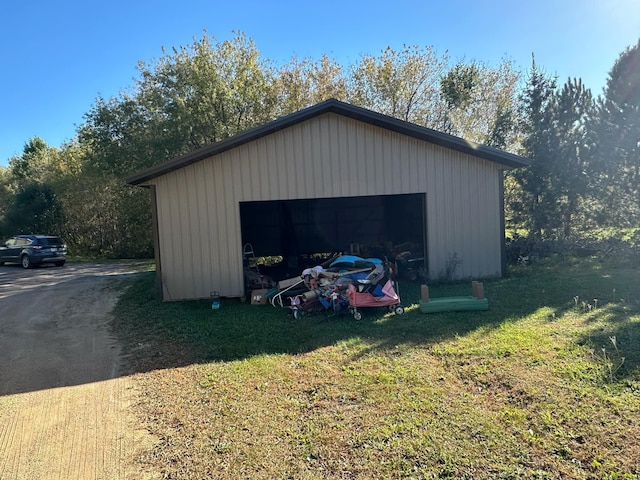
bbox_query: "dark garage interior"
[240,193,427,277]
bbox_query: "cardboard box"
[251,289,269,305]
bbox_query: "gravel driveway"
[0,262,157,480]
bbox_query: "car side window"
[5,238,16,247]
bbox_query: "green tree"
[591,39,640,227]
[348,45,450,128]
[56,172,152,258]
[3,182,64,234]
[0,138,80,238]
[274,54,347,115]
[8,137,55,185]
[485,103,515,149]
[550,78,595,237]
[0,167,11,237]
[440,59,520,146]
[348,48,520,148]
[137,31,276,157]
[80,31,276,177]
[77,32,278,256]
[509,57,558,239]
[441,62,479,133]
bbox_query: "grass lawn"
[111,256,640,479]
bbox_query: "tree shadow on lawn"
[112,260,640,382]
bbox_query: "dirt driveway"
[0,263,156,480]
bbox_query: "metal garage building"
[126,99,528,301]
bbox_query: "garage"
[126,99,527,301]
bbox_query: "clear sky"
[1,0,639,166]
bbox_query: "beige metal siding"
[148,113,504,300]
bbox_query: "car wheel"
[21,255,32,269]
[55,261,66,267]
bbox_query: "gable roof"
[126,98,528,185]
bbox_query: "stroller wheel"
[394,305,405,315]
[353,310,363,321]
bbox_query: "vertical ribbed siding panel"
[328,117,341,198]
[274,136,284,198]
[423,149,502,281]
[342,118,359,196]
[319,116,333,197]
[380,131,393,195]
[292,124,306,199]
[172,170,189,298]
[425,153,443,279]
[297,122,311,196]
[210,156,225,295]
[184,165,199,298]
[155,172,184,300]
[281,132,296,200]
[157,149,240,301]
[222,152,240,293]
[200,159,216,292]
[245,142,260,200]
[312,119,326,196]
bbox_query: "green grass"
[111,257,640,479]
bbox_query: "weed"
[439,252,462,281]
[595,336,626,383]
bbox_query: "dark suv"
[0,235,67,268]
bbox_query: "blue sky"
[1,0,639,166]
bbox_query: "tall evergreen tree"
[592,40,640,227]
[510,57,558,239]
[550,78,595,237]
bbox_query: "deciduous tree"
[440,59,520,146]
[80,31,277,177]
[274,54,347,115]
[348,45,449,128]
[3,182,64,235]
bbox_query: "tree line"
[0,32,638,259]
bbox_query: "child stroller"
[346,261,405,320]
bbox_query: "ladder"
[243,243,260,275]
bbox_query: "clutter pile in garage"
[248,253,406,320]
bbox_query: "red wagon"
[346,262,405,320]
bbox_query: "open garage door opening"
[240,193,427,282]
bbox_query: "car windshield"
[40,237,63,246]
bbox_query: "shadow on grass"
[111,257,640,382]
